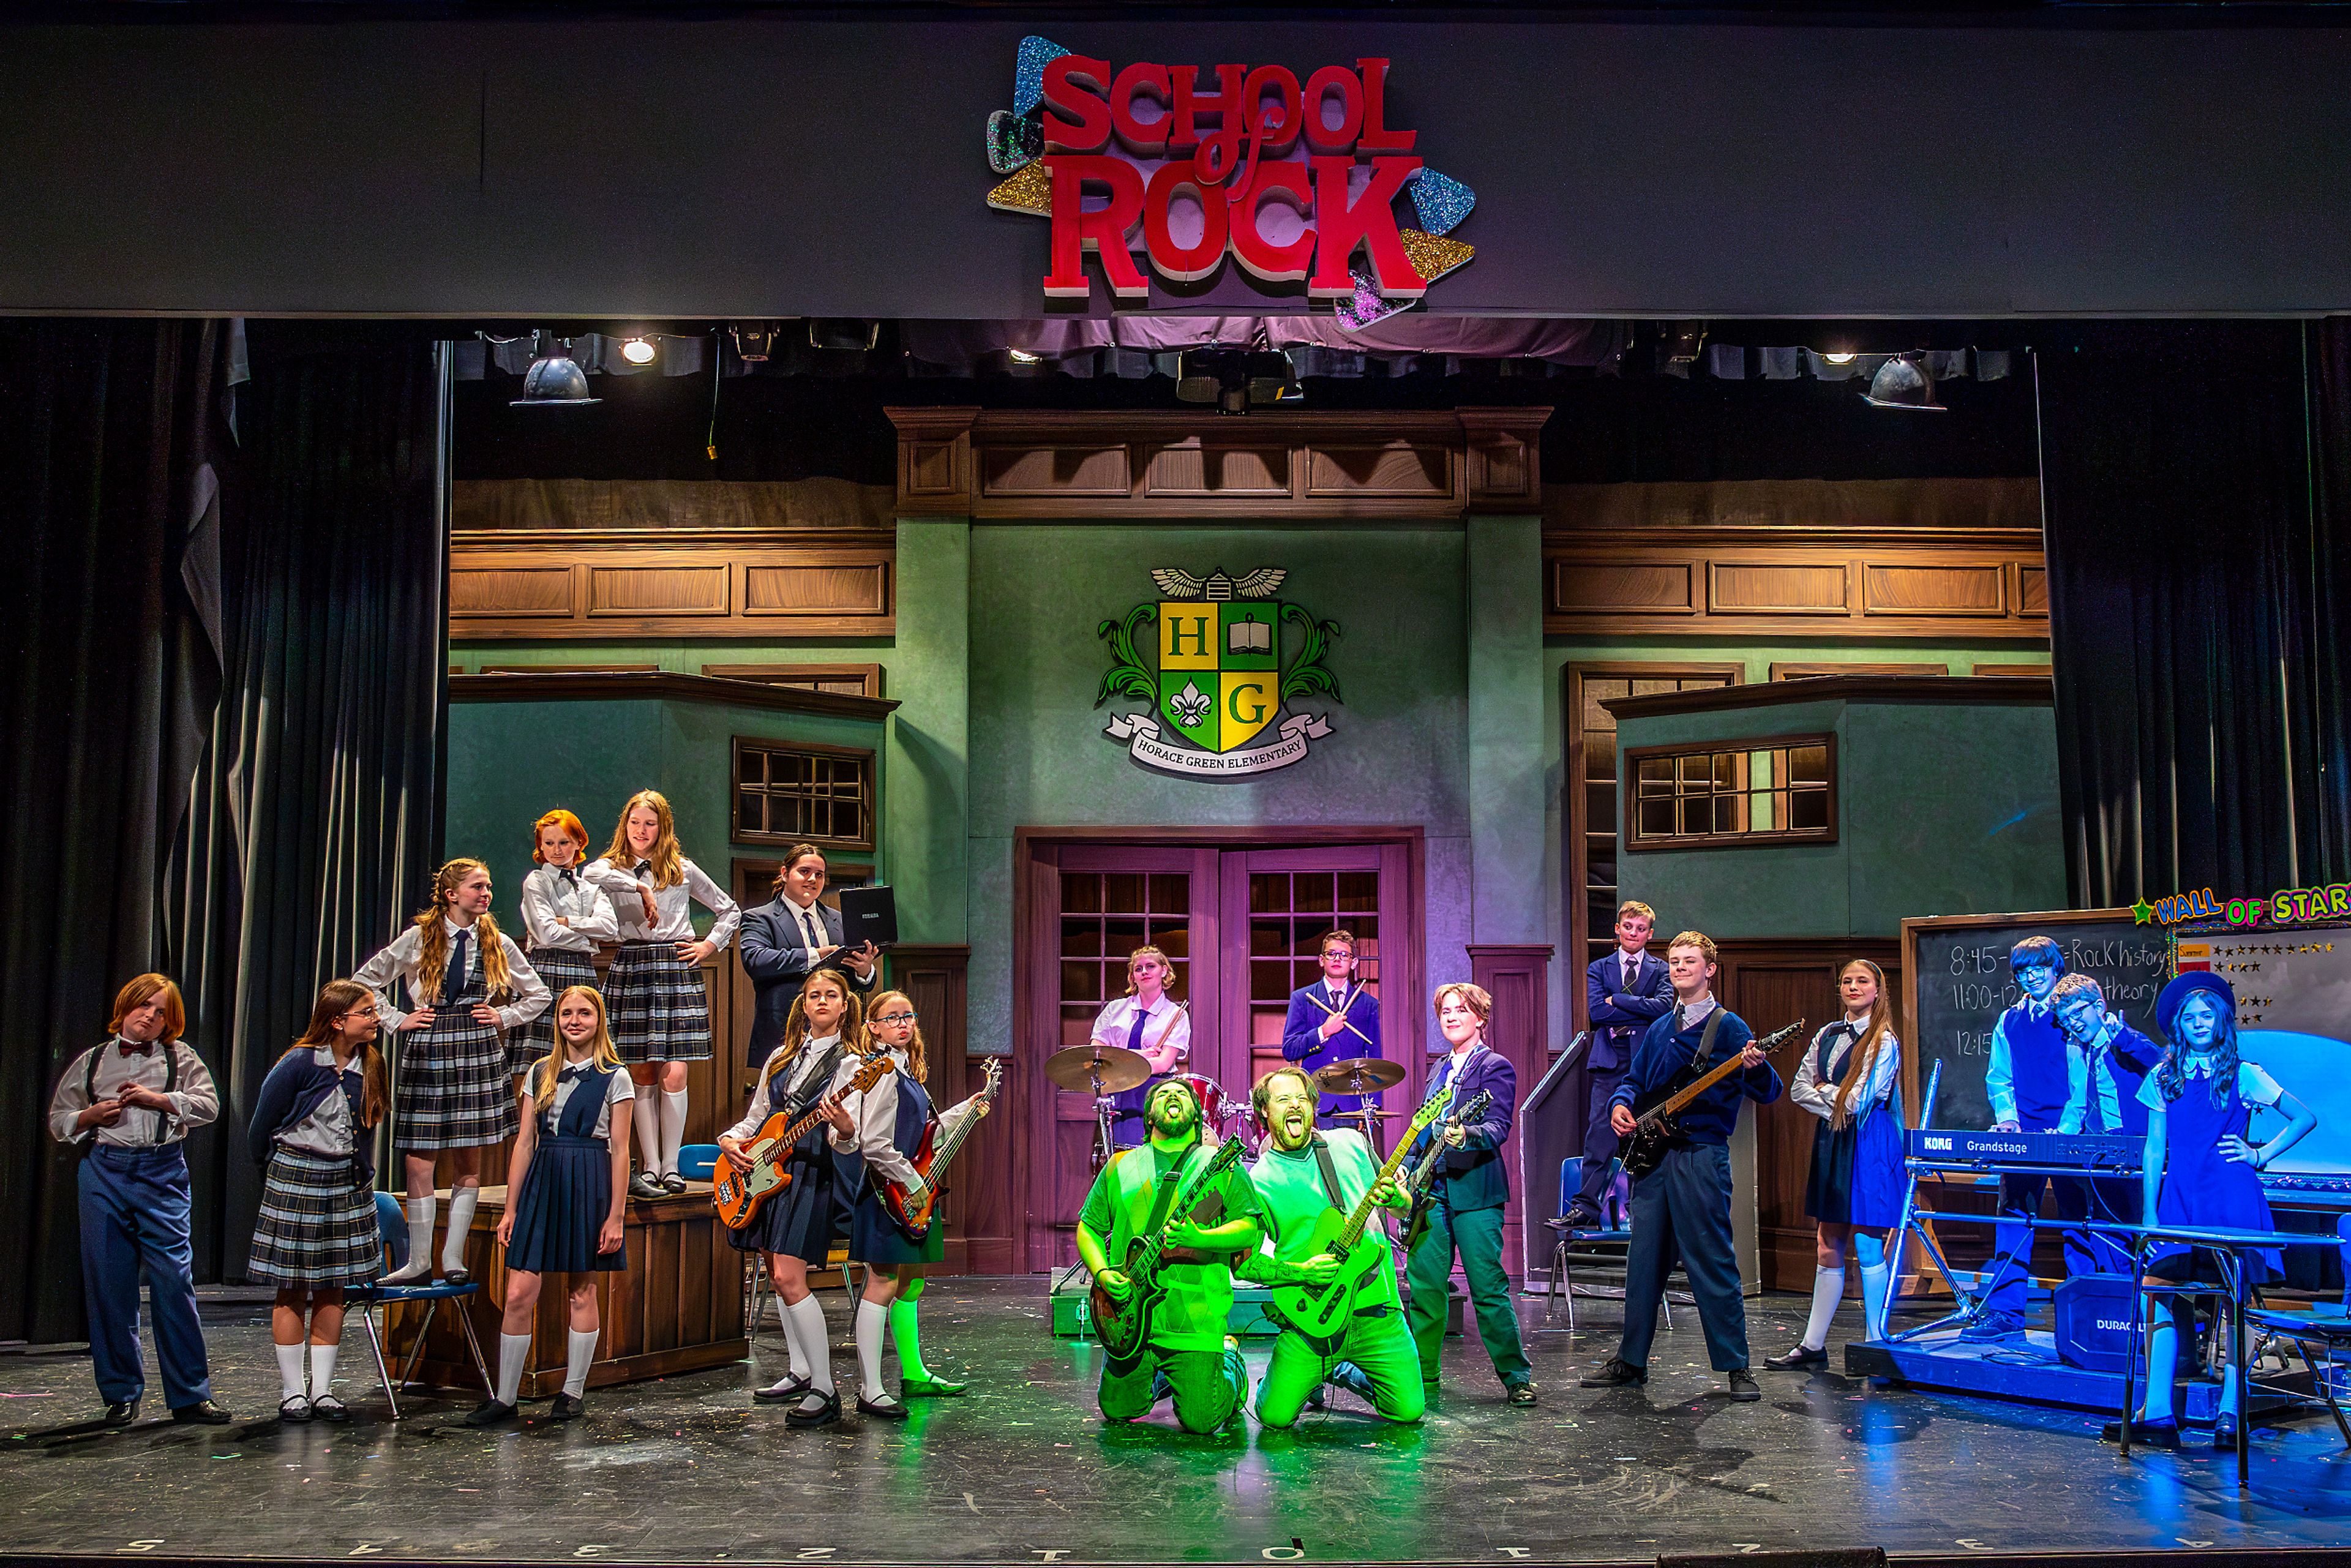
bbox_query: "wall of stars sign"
[985,37,1477,321]
[2177,929,2351,1176]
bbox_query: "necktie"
[449,929,471,1000]
[1624,954,1637,989]
[560,867,579,888]
[800,904,825,952]
[1126,1008,1150,1052]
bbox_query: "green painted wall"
[1466,517,1549,944]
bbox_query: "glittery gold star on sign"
[986,161,1052,217]
[2131,898,2156,924]
[1398,228,1474,284]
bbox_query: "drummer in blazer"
[739,844,879,1060]
[1566,901,1675,1228]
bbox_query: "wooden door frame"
[1011,825,1427,1272]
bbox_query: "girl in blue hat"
[2106,970,2315,1450]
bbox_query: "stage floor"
[4,1278,2350,1565]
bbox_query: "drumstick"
[1307,988,1378,1051]
[1144,999,1190,1062]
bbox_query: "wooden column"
[1466,943,1553,1280]
[887,943,1013,1275]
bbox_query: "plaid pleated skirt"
[511,947,599,1072]
[605,941,713,1063]
[247,1146,381,1286]
[395,1005,518,1151]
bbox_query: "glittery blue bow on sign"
[1013,35,1071,117]
[1408,170,1476,238]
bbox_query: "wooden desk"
[391,1182,748,1398]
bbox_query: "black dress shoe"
[2101,1416,2181,1448]
[1726,1369,1761,1401]
[461,1398,519,1428]
[171,1398,233,1425]
[1561,1204,1604,1230]
[1506,1381,1539,1406]
[1764,1343,1829,1370]
[752,1377,812,1405]
[277,1396,312,1424]
[2211,1417,2243,1451]
[1580,1357,1647,1388]
[310,1396,351,1424]
[100,1400,140,1427]
[549,1393,586,1421]
[856,1394,910,1420]
[785,1389,842,1428]
[441,1268,471,1288]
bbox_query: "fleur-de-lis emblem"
[1169,680,1212,727]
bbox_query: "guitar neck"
[1646,1023,1794,1122]
[924,1085,995,1177]
[1333,1126,1423,1249]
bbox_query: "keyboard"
[1906,1129,2143,1172]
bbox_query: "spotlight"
[1007,347,1043,366]
[808,319,882,353]
[1862,354,1945,411]
[620,336,658,366]
[730,321,782,362]
[1821,351,1856,365]
[1245,350,1303,407]
[511,332,599,407]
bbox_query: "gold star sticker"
[2131,898,2157,924]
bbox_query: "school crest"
[1095,566,1342,778]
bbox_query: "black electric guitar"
[1399,1089,1495,1247]
[1619,1019,1805,1179]
[1089,1136,1247,1362]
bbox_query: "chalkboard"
[1900,909,2173,1131]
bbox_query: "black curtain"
[2039,323,2345,907]
[2295,320,2351,884]
[0,320,236,1344]
[169,325,449,1281]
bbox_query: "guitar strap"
[1142,1146,1191,1236]
[1150,1142,1228,1264]
[1693,1007,1728,1074]
[1308,1134,1348,1211]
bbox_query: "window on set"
[1622,733,1836,850]
[731,738,876,852]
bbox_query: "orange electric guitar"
[880,1057,1003,1240]
[712,1050,893,1231]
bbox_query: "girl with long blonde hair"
[247,980,392,1421]
[718,968,863,1424]
[585,789,741,1198]
[354,857,550,1284]
[468,987,636,1427]
[819,991,994,1411]
[1768,958,1906,1369]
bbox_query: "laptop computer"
[836,883,899,950]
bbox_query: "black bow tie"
[559,867,579,885]
[116,1038,157,1058]
[558,1065,592,1083]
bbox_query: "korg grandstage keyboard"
[1905,1128,2143,1174]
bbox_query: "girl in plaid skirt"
[248,980,389,1422]
[586,790,741,1198]
[354,858,549,1283]
[512,809,618,1080]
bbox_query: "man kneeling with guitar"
[1076,1079,1261,1434]
[1582,929,1790,1403]
[1237,1067,1428,1427]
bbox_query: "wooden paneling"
[1547,476,2042,533]
[1973,661,2054,679]
[447,528,894,640]
[887,407,1549,520]
[1771,662,1948,681]
[478,662,660,675]
[1602,673,2052,722]
[449,669,897,723]
[454,477,892,533]
[702,662,885,699]
[1715,937,1902,1293]
[1467,943,1553,1280]
[1545,527,2050,641]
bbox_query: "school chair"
[678,1142,721,1181]
[1543,1155,1679,1331]
[348,1191,495,1420]
[2244,1213,2351,1452]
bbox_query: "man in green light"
[1238,1067,1424,1427]
[1076,1078,1260,1433]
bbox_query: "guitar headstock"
[1753,1019,1808,1054]
[1400,1084,1455,1145]
[852,1053,895,1092]
[1449,1089,1494,1126]
[980,1057,1004,1098]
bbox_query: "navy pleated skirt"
[1804,1099,1908,1228]
[506,1136,627,1274]
[728,1142,844,1262]
[849,1185,945,1268]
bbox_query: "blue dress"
[2147,1063,2282,1285]
[506,1062,628,1274]
[1801,1022,1908,1229]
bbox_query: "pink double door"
[1015,833,1422,1270]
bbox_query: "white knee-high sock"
[308,1341,339,1400]
[633,1084,661,1172]
[442,1187,479,1272]
[387,1194,436,1280]
[2144,1305,2180,1422]
[786,1295,834,1394]
[855,1299,888,1401]
[276,1342,307,1402]
[659,1089,689,1177]
[495,1332,531,1406]
[1855,1233,1892,1342]
[1801,1265,1846,1352]
[564,1328,599,1398]
[784,1294,811,1378]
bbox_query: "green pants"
[1098,1345,1248,1434]
[1405,1200,1531,1390]
[1256,1307,1425,1427]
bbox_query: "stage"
[4,1281,2349,1566]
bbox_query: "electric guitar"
[881,1057,1003,1240]
[1619,1019,1805,1179]
[1267,1087,1455,1341]
[711,1050,893,1231]
[1399,1089,1494,1246]
[1089,1136,1247,1362]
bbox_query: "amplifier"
[1906,1128,2142,1172]
[2054,1274,2138,1372]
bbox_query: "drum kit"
[1042,1042,1409,1171]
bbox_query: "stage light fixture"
[1862,354,1946,411]
[1172,348,1303,414]
[730,321,782,362]
[1007,347,1043,365]
[1663,321,1706,366]
[511,332,599,407]
[1822,351,1857,365]
[1245,350,1303,408]
[620,336,659,366]
[809,319,882,353]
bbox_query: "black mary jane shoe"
[2101,1416,2181,1449]
[1764,1344,1829,1371]
[2211,1417,2244,1452]
[461,1398,520,1429]
[549,1394,586,1422]
[856,1394,910,1421]
[659,1172,689,1195]
[310,1395,351,1424]
[752,1377,812,1405]
[100,1400,140,1428]
[440,1267,471,1288]
[785,1389,842,1429]
[277,1396,312,1425]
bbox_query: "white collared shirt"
[276,1046,359,1158]
[1676,994,1720,1030]
[520,864,620,955]
[724,1033,845,1143]
[533,1056,638,1139]
[48,1037,220,1148]
[1619,948,1643,989]
[585,856,742,950]
[352,917,551,1033]
[1091,994,1191,1067]
[823,1045,986,1200]
[1789,1018,1902,1122]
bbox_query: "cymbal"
[1044,1043,1152,1094]
[1313,1057,1406,1095]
